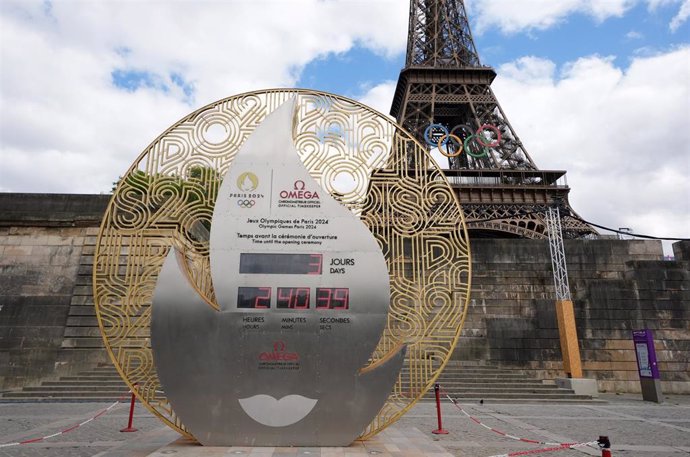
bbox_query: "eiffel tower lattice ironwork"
[391,0,596,239]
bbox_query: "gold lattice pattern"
[93,89,471,440]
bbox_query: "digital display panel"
[315,288,349,310]
[237,287,271,309]
[276,287,310,309]
[239,253,322,275]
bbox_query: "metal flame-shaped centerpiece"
[151,99,406,446]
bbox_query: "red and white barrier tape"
[488,444,597,457]
[0,394,129,448]
[445,394,600,455]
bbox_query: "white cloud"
[356,81,397,118]
[643,0,690,30]
[467,0,689,34]
[467,0,634,34]
[0,0,407,193]
[492,47,690,244]
[670,0,690,30]
[0,0,688,251]
[626,30,644,39]
[496,56,557,83]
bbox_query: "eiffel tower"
[391,0,595,239]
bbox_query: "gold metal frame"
[93,89,471,440]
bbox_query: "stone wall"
[0,194,110,390]
[457,239,690,394]
[0,193,688,393]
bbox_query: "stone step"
[0,395,130,403]
[418,398,607,405]
[424,387,569,394]
[414,370,532,379]
[402,366,532,371]
[0,361,133,401]
[76,369,120,374]
[432,392,590,400]
[3,390,129,398]
[403,366,529,372]
[22,385,127,392]
[4,361,595,403]
[421,376,539,382]
[73,372,122,377]
[403,378,538,384]
[442,364,530,369]
[442,365,530,368]
[405,385,566,395]
[433,374,544,380]
[61,338,107,349]
[81,369,121,375]
[403,383,558,392]
[41,380,126,387]
[400,377,548,384]
[408,392,583,400]
[61,375,123,381]
[405,373,534,379]
[405,364,595,402]
[407,383,559,389]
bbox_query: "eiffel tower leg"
[555,299,583,378]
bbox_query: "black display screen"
[237,287,271,309]
[276,287,310,309]
[315,288,349,310]
[239,253,323,275]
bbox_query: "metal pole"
[546,207,583,378]
[432,383,449,434]
[120,383,138,433]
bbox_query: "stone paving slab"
[0,395,689,457]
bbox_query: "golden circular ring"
[436,133,464,157]
[93,89,471,441]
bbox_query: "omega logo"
[259,340,299,361]
[279,180,320,200]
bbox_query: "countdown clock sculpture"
[93,89,471,446]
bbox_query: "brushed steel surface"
[151,100,405,446]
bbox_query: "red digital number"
[307,254,323,275]
[277,288,291,308]
[294,287,310,308]
[333,288,349,310]
[316,288,349,310]
[315,288,332,309]
[254,287,271,309]
[278,287,310,309]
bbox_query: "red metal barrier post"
[120,383,139,433]
[432,383,449,435]
[599,436,611,456]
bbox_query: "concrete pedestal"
[556,377,599,397]
[146,426,454,456]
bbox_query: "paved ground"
[0,394,688,457]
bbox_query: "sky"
[0,0,689,251]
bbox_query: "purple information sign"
[632,329,660,380]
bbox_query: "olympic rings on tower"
[423,123,502,158]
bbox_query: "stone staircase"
[1,363,129,402]
[414,362,597,403]
[1,361,596,404]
